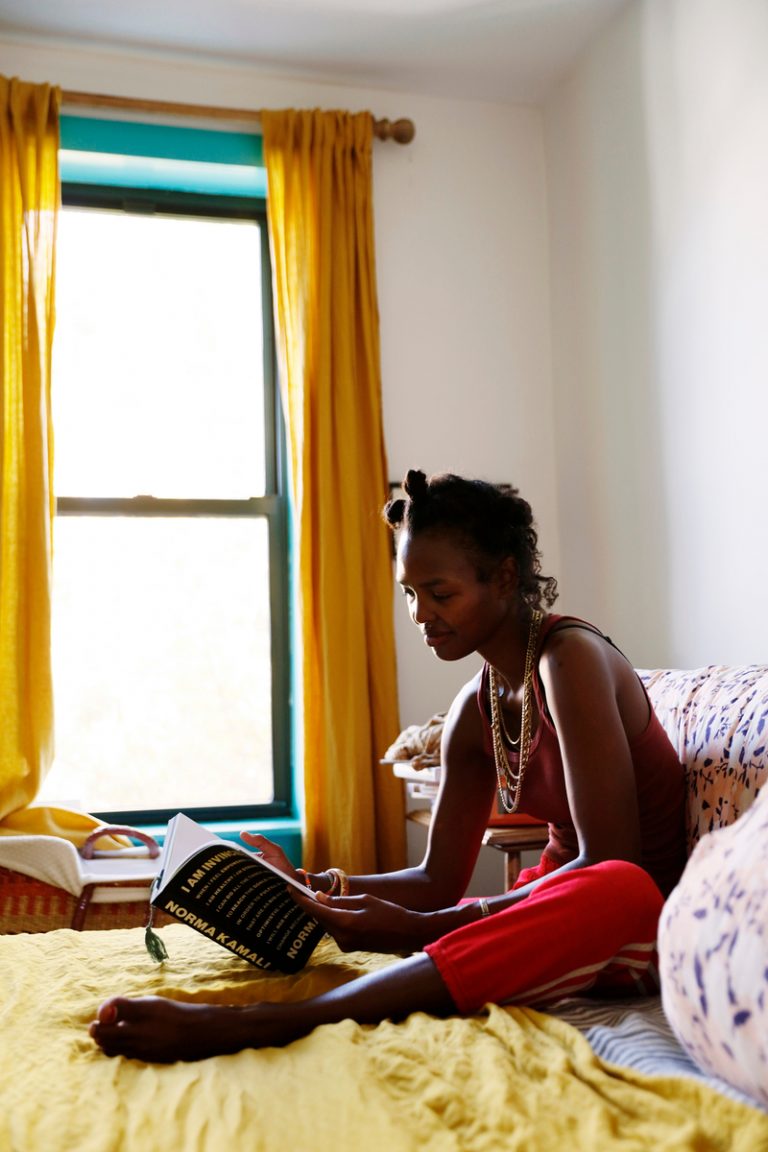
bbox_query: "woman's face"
[396,529,515,662]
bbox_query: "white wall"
[7,4,766,698]
[545,0,768,668]
[14,6,767,876]
[0,35,559,729]
[0,39,558,889]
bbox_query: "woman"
[90,470,686,1062]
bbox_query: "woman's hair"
[383,469,558,610]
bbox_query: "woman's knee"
[584,860,664,932]
[532,859,664,937]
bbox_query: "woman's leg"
[426,860,664,1014]
[89,952,454,1063]
[90,859,663,1062]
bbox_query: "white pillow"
[658,784,768,1107]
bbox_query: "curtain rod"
[61,89,415,144]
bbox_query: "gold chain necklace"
[488,609,543,814]
[493,673,521,747]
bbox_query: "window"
[38,118,293,830]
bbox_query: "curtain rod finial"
[373,117,415,145]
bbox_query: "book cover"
[151,814,324,973]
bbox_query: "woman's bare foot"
[89,996,290,1062]
[89,955,453,1062]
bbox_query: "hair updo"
[383,469,558,611]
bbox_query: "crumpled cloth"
[0,803,130,848]
[383,712,445,769]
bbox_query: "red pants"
[424,860,664,1015]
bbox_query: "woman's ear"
[496,556,518,597]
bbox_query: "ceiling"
[0,0,628,105]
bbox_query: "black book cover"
[151,814,324,973]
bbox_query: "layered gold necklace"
[488,609,543,814]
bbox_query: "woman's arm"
[317,676,497,910]
[481,626,649,912]
[249,632,647,947]
[288,699,500,950]
[539,626,644,867]
[245,678,500,954]
[474,626,646,911]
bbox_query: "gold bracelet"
[323,870,339,895]
[326,867,350,897]
[478,898,491,918]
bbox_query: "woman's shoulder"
[537,613,648,729]
[541,612,603,643]
[539,613,618,665]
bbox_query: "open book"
[150,813,324,973]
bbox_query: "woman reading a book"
[90,470,686,1062]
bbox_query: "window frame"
[54,142,295,832]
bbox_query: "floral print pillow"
[638,665,768,854]
[640,664,768,1106]
[658,783,768,1107]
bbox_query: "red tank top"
[477,614,686,896]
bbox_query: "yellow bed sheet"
[1,924,766,1152]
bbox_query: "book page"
[157,813,311,900]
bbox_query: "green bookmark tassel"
[144,906,169,963]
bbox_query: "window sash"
[54,142,292,826]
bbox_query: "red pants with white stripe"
[424,859,664,1015]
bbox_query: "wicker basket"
[0,825,172,933]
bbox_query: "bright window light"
[40,203,283,818]
[52,209,266,499]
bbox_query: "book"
[150,813,325,973]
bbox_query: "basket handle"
[79,825,161,860]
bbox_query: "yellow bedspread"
[1,924,766,1152]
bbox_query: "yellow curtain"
[0,76,116,847]
[0,76,59,822]
[261,109,405,874]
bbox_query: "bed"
[2,663,768,1151]
[1,924,766,1152]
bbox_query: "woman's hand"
[240,832,301,885]
[290,887,439,954]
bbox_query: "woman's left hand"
[290,886,433,954]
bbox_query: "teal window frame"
[56,116,299,855]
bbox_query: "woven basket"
[0,825,173,933]
[0,867,171,932]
